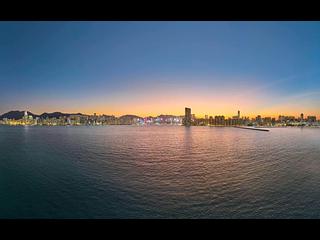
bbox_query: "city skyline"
[0,107,318,128]
[1,22,320,118]
[0,108,319,119]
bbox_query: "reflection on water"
[0,125,320,218]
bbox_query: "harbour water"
[0,125,320,218]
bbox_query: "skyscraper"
[238,110,240,119]
[184,107,191,126]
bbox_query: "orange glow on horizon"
[14,82,320,119]
[23,98,320,119]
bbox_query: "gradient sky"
[0,21,319,118]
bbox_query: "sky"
[0,21,319,118]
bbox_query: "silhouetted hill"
[40,112,84,119]
[0,111,86,120]
[157,114,178,118]
[118,114,142,124]
[119,114,142,119]
[0,111,38,120]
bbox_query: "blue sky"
[0,21,319,117]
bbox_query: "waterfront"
[1,125,320,218]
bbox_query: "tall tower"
[184,107,191,127]
[238,110,240,119]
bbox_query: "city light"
[0,108,318,127]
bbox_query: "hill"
[0,111,38,120]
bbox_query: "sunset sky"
[0,21,319,118]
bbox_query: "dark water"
[0,125,320,218]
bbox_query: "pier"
[234,126,270,132]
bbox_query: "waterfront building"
[209,116,213,125]
[256,115,262,125]
[263,117,272,126]
[214,116,225,126]
[184,107,191,126]
[205,115,208,125]
[307,116,317,123]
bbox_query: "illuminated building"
[209,116,213,125]
[307,116,316,123]
[214,116,225,126]
[263,117,272,126]
[256,115,262,125]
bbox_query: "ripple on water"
[0,126,320,218]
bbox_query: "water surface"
[0,125,320,218]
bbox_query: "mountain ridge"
[0,111,85,120]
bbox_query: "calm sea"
[0,125,320,218]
